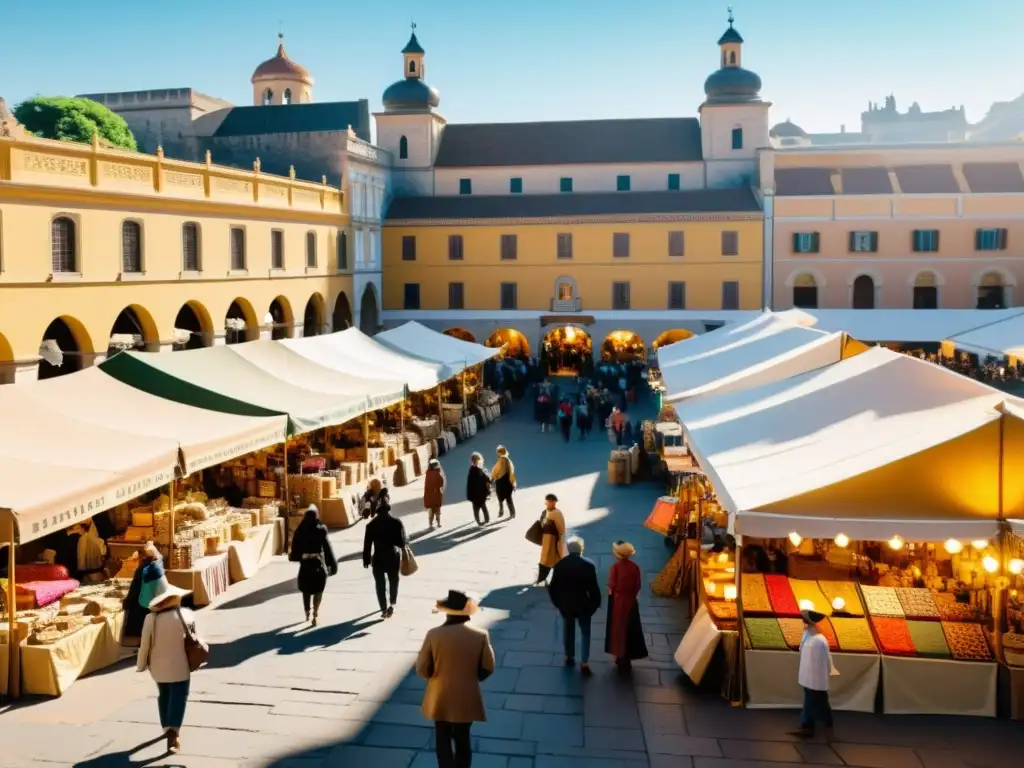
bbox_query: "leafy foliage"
[13,96,137,151]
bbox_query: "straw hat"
[801,609,826,625]
[146,574,191,610]
[613,540,636,559]
[434,590,479,616]
[496,446,508,456]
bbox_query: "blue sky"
[5,0,1020,133]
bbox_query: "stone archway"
[485,329,530,357]
[360,283,380,335]
[652,329,695,350]
[107,304,159,356]
[268,296,293,340]
[38,316,93,380]
[601,330,646,363]
[225,298,259,345]
[332,292,353,332]
[304,293,325,337]
[443,328,476,343]
[0,332,14,385]
[174,301,213,350]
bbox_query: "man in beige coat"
[416,590,496,768]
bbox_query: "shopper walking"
[424,458,447,529]
[121,541,162,647]
[363,500,408,619]
[416,590,495,768]
[575,401,591,440]
[361,478,390,520]
[288,505,338,626]
[790,609,837,739]
[491,446,517,519]
[535,493,567,585]
[136,574,201,754]
[466,452,492,526]
[606,541,649,672]
[558,399,573,442]
[610,407,626,446]
[548,536,601,676]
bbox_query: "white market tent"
[375,321,499,371]
[19,368,288,476]
[282,328,447,392]
[673,347,1021,541]
[789,308,1024,343]
[943,312,1024,361]
[656,313,788,369]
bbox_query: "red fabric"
[871,617,916,656]
[15,564,70,582]
[764,574,801,617]
[15,579,80,608]
[607,559,642,658]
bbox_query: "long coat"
[605,558,649,661]
[363,511,407,573]
[548,553,601,619]
[466,465,491,505]
[423,467,446,509]
[539,508,567,568]
[416,618,496,723]
[289,520,338,595]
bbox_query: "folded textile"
[830,617,877,653]
[740,573,772,614]
[789,579,832,615]
[942,622,993,662]
[906,620,951,659]
[818,581,865,616]
[870,617,916,656]
[15,579,81,609]
[765,574,801,618]
[860,585,905,618]
[708,601,737,621]
[744,617,788,651]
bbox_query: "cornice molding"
[385,212,763,228]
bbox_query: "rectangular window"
[459,178,472,195]
[500,234,518,261]
[976,228,1008,251]
[305,231,317,267]
[731,127,743,150]
[402,235,417,261]
[616,175,631,192]
[510,177,523,194]
[721,230,739,256]
[557,233,573,260]
[612,281,631,310]
[448,234,464,261]
[668,173,681,191]
[613,232,630,258]
[722,281,740,310]
[668,231,685,257]
[337,230,348,270]
[560,177,573,193]
[230,227,246,270]
[912,229,940,253]
[792,232,821,254]
[668,281,686,310]
[448,282,465,310]
[849,231,879,253]
[182,222,200,272]
[403,283,420,310]
[271,229,284,269]
[500,282,518,310]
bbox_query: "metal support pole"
[7,540,19,698]
[363,412,370,480]
[399,398,406,456]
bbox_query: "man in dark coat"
[547,535,602,676]
[363,500,408,619]
[465,452,491,526]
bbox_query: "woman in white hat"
[136,574,201,754]
[605,541,648,671]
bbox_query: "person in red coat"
[605,541,649,672]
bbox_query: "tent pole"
[168,481,175,553]
[399,398,406,457]
[734,533,744,707]
[7,539,19,698]
[363,412,370,481]
[461,370,467,404]
[282,439,291,550]
[436,384,443,423]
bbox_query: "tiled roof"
[841,167,893,195]
[775,168,834,196]
[961,162,1024,193]
[385,188,760,221]
[433,118,703,168]
[893,165,960,194]
[213,101,371,141]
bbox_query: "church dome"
[770,120,807,138]
[252,37,313,86]
[704,66,762,104]
[383,78,440,112]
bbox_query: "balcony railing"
[550,297,582,312]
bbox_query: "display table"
[881,656,996,717]
[745,649,880,712]
[1005,665,1024,720]
[675,605,722,685]
[228,521,282,582]
[167,553,230,607]
[20,612,125,696]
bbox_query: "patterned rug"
[744,617,788,651]
[789,579,832,615]
[896,588,940,620]
[830,617,878,653]
[818,581,865,616]
[906,620,951,659]
[860,585,906,618]
[777,618,805,650]
[942,622,993,661]
[933,592,979,622]
[740,573,773,615]
[870,616,917,656]
[765,574,801,617]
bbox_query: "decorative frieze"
[213,176,252,195]
[261,183,288,199]
[100,161,153,184]
[388,213,763,227]
[164,170,203,189]
[21,151,88,177]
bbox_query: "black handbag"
[525,510,546,546]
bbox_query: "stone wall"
[201,131,348,186]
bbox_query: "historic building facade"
[0,125,352,384]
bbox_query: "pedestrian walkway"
[3,397,1023,767]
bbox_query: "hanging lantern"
[831,596,846,612]
[982,556,999,574]
[1009,559,1024,575]
[888,535,905,551]
[944,539,964,555]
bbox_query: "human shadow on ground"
[72,734,170,768]
[334,522,499,565]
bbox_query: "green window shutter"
[668,174,680,191]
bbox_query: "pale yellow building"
[0,119,353,384]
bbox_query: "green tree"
[13,96,137,151]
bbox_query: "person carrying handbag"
[535,493,567,585]
[136,574,205,755]
[363,500,408,619]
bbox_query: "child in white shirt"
[791,609,835,739]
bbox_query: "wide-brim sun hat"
[146,574,192,610]
[613,540,636,558]
[434,589,479,616]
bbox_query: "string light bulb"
[1010,559,1024,575]
[724,585,737,600]
[706,581,717,595]
[788,532,803,547]
[888,535,905,551]
[944,539,964,555]
[972,540,989,550]
[982,556,999,574]
[831,596,846,612]
[717,552,729,563]
[798,599,815,611]
[834,533,849,548]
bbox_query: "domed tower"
[381,27,440,114]
[251,33,314,106]
[699,10,771,165]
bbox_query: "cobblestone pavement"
[3,393,1023,767]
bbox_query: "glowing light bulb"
[831,596,846,612]
[944,539,964,555]
[724,585,737,601]
[972,540,989,550]
[717,552,729,563]
[788,532,803,547]
[982,556,999,574]
[1010,559,1024,575]
[798,599,815,611]
[834,533,849,548]
[706,581,717,595]
[888,535,905,551]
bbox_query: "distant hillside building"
[861,95,968,143]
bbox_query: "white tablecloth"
[881,656,996,717]
[745,649,880,712]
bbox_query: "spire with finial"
[717,7,744,52]
[728,5,734,26]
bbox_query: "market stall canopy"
[0,385,178,545]
[791,309,1024,344]
[224,339,406,411]
[19,368,287,475]
[656,313,794,369]
[675,347,1019,541]
[375,321,499,372]
[942,312,1024,362]
[282,328,447,392]
[100,348,370,436]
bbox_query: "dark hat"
[801,609,826,625]
[545,493,558,502]
[435,590,478,616]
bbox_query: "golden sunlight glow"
[833,533,849,548]
[723,585,737,601]
[798,599,815,611]
[717,552,729,563]
[564,326,577,342]
[972,540,989,550]
[944,539,964,554]
[1010,559,1024,575]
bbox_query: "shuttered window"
[51,217,77,273]
[182,223,200,271]
[121,221,142,272]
